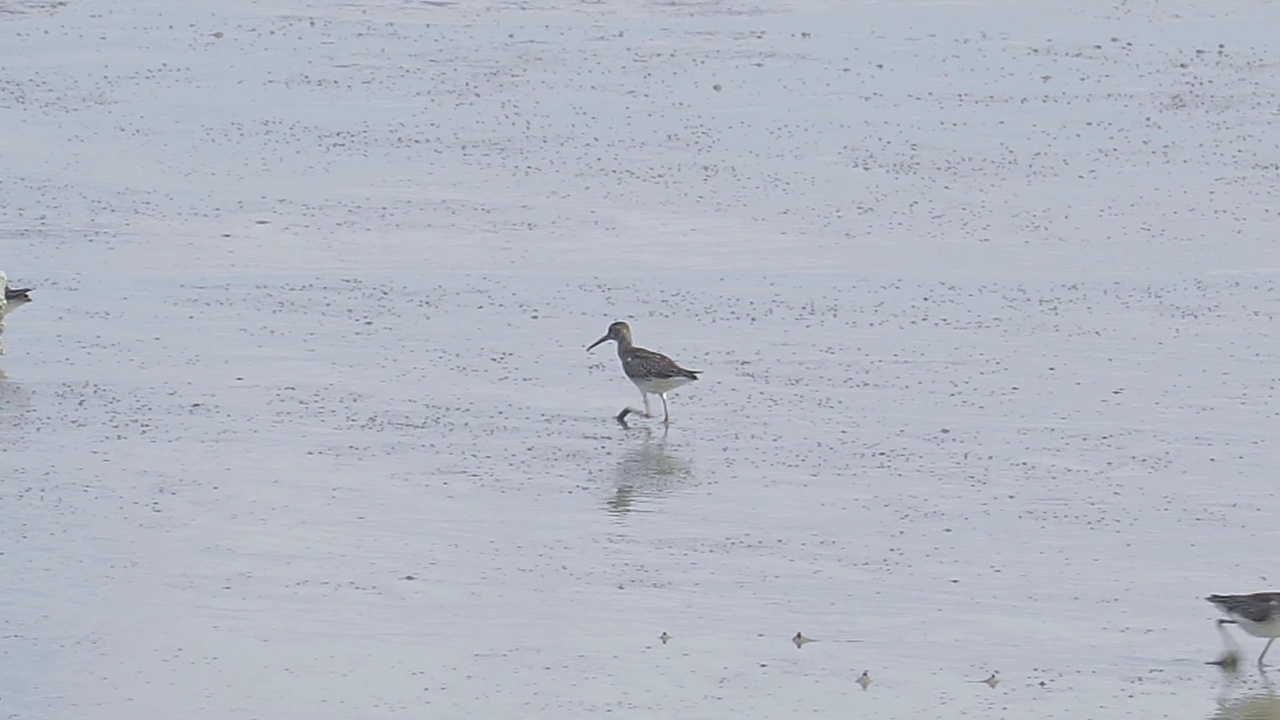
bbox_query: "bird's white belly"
[631,376,693,395]
[1237,616,1280,639]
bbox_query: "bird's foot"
[1207,651,1240,670]
[617,407,651,425]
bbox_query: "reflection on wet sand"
[1212,691,1280,720]
[1213,666,1279,720]
[606,424,694,515]
[0,369,33,423]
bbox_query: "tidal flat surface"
[3,0,1280,717]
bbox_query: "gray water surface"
[3,0,1280,717]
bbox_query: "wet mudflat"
[3,0,1280,717]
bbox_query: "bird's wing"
[623,347,700,381]
[1208,593,1280,623]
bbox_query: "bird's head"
[587,321,632,351]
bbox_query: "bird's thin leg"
[1209,619,1244,669]
[661,393,671,425]
[641,391,652,418]
[1260,638,1276,667]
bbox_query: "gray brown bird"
[1207,592,1280,666]
[587,321,700,424]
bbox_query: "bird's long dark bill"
[587,335,610,351]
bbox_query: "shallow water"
[3,0,1280,717]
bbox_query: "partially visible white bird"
[1207,593,1280,667]
[1,272,33,314]
[0,271,34,354]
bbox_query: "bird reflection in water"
[606,421,694,516]
[1212,687,1280,720]
[0,369,34,423]
[1211,647,1279,720]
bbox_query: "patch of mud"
[0,1,67,20]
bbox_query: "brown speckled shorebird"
[1208,592,1280,666]
[587,321,701,424]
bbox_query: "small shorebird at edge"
[587,321,701,425]
[1207,592,1280,666]
[0,271,34,354]
[1,271,33,316]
